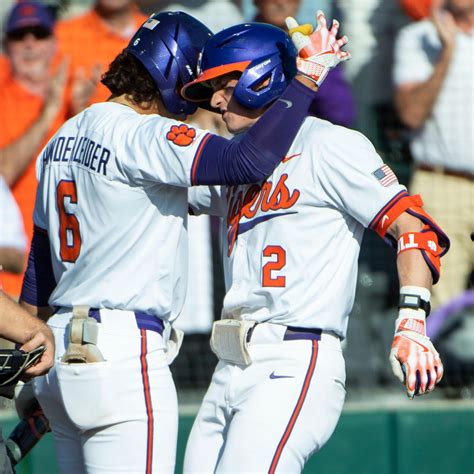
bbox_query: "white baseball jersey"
[34,102,211,322]
[189,117,406,338]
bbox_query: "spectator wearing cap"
[0,1,68,297]
[55,0,147,108]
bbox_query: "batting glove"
[285,10,350,87]
[390,310,443,399]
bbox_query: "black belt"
[246,325,322,343]
[417,164,474,181]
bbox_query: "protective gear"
[285,11,350,87]
[397,226,443,283]
[369,192,450,283]
[126,12,213,116]
[0,347,45,387]
[61,306,105,364]
[181,23,297,109]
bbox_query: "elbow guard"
[397,226,443,283]
[370,192,450,283]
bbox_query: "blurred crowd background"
[0,0,472,404]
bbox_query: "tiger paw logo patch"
[166,124,196,146]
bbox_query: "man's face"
[254,0,300,28]
[6,26,56,80]
[96,0,135,12]
[209,73,264,135]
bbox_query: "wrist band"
[398,286,431,316]
[398,294,431,316]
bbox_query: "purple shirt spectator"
[310,65,356,127]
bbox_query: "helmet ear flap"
[233,53,290,109]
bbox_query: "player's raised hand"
[285,10,350,87]
[389,314,443,399]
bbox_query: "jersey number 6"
[57,180,81,263]
[262,245,286,287]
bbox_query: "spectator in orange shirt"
[56,0,147,108]
[0,1,68,297]
[0,55,11,84]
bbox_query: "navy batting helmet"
[126,12,213,116]
[181,23,297,110]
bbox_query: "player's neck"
[108,95,184,120]
[109,95,159,115]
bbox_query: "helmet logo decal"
[143,18,160,30]
[166,124,196,147]
[252,59,272,71]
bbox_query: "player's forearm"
[395,47,453,129]
[0,248,25,274]
[19,300,53,322]
[396,250,433,290]
[0,110,53,186]
[0,292,47,343]
[389,212,433,289]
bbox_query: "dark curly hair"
[101,50,162,106]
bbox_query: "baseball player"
[17,11,329,474]
[181,13,450,473]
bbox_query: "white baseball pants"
[184,325,346,473]
[33,309,178,474]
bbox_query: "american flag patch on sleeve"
[372,165,398,187]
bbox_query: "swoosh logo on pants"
[269,371,295,379]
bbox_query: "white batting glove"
[389,310,443,399]
[285,10,350,87]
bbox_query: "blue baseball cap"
[6,1,55,35]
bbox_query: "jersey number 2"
[57,180,81,262]
[262,245,286,287]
